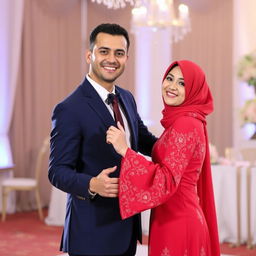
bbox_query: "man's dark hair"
[89,23,130,51]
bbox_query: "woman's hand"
[106,122,128,157]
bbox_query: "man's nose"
[106,52,117,62]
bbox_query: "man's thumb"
[104,166,117,176]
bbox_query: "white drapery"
[133,27,172,137]
[233,0,256,145]
[0,0,24,167]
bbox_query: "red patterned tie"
[107,93,125,130]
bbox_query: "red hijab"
[161,60,220,255]
[161,60,213,128]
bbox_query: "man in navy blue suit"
[48,23,157,256]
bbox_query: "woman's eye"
[179,81,185,86]
[166,76,172,81]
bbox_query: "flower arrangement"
[237,51,256,136]
[209,143,219,164]
[237,50,256,87]
[240,98,256,125]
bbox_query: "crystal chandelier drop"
[91,0,190,42]
[90,0,135,9]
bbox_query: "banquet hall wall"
[9,0,233,209]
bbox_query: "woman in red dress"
[107,60,220,256]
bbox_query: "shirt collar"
[86,74,116,103]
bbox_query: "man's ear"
[86,50,92,64]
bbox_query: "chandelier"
[91,0,135,9]
[91,0,190,42]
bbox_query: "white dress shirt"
[86,74,131,147]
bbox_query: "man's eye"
[100,50,108,55]
[116,51,125,57]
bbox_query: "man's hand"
[89,166,119,197]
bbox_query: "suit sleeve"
[48,103,92,199]
[119,118,204,219]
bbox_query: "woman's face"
[162,65,185,106]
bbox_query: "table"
[0,165,16,213]
[45,186,66,226]
[45,165,256,246]
[212,164,256,245]
[0,166,14,172]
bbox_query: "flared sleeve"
[119,117,204,219]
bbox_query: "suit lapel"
[116,88,137,148]
[80,79,137,148]
[80,79,115,129]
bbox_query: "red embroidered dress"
[119,60,220,256]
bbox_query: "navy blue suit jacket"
[48,78,157,255]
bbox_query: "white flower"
[240,98,256,125]
[237,50,256,86]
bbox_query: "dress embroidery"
[197,209,204,225]
[161,247,170,256]
[200,247,206,256]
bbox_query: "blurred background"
[0,0,256,254]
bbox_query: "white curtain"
[133,27,171,137]
[0,0,24,167]
[233,0,256,146]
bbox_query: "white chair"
[1,137,49,221]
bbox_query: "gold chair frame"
[1,137,49,221]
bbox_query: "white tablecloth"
[212,164,256,244]
[45,186,66,226]
[45,165,256,245]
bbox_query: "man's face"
[86,32,128,91]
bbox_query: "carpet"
[0,209,62,256]
[57,245,234,256]
[0,209,256,256]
